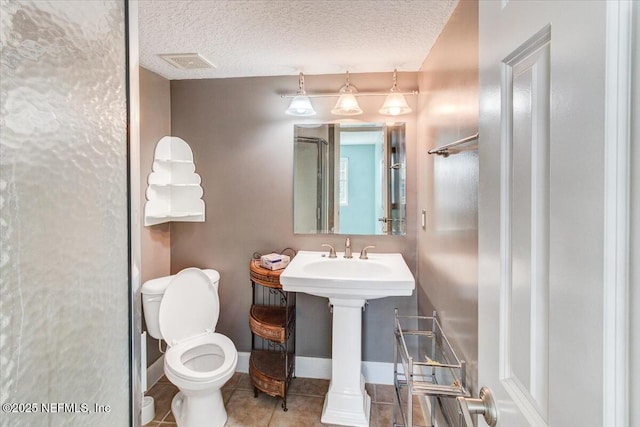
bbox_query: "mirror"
[294,122,406,235]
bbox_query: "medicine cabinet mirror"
[293,122,406,235]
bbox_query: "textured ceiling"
[138,0,459,80]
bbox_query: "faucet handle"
[359,245,376,260]
[344,237,353,258]
[321,244,337,258]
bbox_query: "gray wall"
[416,0,479,393]
[139,67,171,366]
[170,72,418,362]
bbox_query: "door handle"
[456,387,498,426]
[377,217,403,223]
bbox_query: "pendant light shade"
[332,93,363,115]
[379,92,412,116]
[286,73,316,116]
[286,95,316,116]
[331,71,363,116]
[379,69,412,116]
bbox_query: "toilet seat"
[164,333,237,382]
[159,268,220,346]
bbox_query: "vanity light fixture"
[331,71,363,116]
[285,72,316,116]
[280,70,417,116]
[378,69,412,116]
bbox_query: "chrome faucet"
[344,237,353,259]
[359,245,376,260]
[321,243,337,258]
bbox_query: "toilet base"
[171,389,227,427]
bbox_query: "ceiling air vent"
[159,53,215,70]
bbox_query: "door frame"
[127,1,143,426]
[602,1,633,426]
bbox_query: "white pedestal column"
[321,298,371,427]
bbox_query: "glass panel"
[293,130,334,233]
[388,124,406,234]
[0,1,130,426]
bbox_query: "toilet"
[141,268,238,427]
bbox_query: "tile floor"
[145,372,427,426]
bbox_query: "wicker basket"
[249,350,294,399]
[249,305,294,343]
[249,259,283,288]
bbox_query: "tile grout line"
[265,397,277,427]
[159,409,172,423]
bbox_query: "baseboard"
[237,351,250,373]
[148,352,396,388]
[236,352,394,385]
[294,355,332,379]
[362,360,395,385]
[146,355,165,389]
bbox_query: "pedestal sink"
[280,251,415,426]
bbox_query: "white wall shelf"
[144,136,205,226]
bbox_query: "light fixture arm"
[298,72,306,95]
[390,68,399,92]
[281,90,417,99]
[344,71,353,93]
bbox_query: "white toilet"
[141,268,238,427]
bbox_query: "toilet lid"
[158,268,220,345]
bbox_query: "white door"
[478,1,631,426]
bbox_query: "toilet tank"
[141,275,173,340]
[140,269,220,340]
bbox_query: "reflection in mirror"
[294,123,406,235]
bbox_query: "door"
[1,1,131,426]
[478,1,630,426]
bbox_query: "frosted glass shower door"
[1,1,130,426]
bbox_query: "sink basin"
[280,250,414,300]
